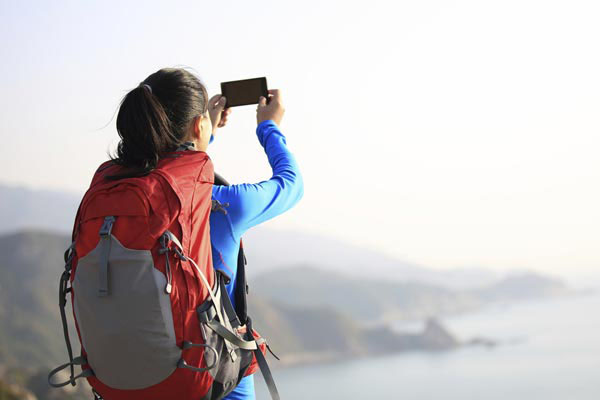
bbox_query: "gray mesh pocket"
[73,234,181,390]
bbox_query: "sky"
[1,0,598,277]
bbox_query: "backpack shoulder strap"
[213,172,249,324]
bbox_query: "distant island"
[273,317,471,367]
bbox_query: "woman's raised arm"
[212,119,303,237]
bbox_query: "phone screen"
[220,77,268,107]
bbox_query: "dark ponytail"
[106,68,209,180]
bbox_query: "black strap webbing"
[50,242,95,389]
[214,172,230,186]
[58,270,75,384]
[48,356,93,388]
[255,345,280,400]
[245,316,280,400]
[217,271,241,328]
[56,242,77,386]
[235,241,249,324]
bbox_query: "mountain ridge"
[1,183,503,290]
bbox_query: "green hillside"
[0,230,72,368]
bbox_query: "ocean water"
[256,292,600,399]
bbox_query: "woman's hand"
[208,94,232,135]
[257,89,285,126]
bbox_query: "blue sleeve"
[222,375,255,400]
[212,120,303,237]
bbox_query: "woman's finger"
[208,94,223,109]
[218,112,229,127]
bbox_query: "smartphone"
[220,77,268,107]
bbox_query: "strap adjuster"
[99,216,115,237]
[98,215,115,236]
[98,216,115,297]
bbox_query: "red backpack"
[48,150,279,400]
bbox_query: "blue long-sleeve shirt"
[208,119,303,399]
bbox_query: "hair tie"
[140,83,152,94]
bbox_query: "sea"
[256,291,600,399]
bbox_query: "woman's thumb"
[258,96,267,107]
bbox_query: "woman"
[173,71,304,399]
[113,67,303,399]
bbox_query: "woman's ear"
[193,115,202,141]
[195,113,212,151]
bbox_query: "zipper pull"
[160,232,174,295]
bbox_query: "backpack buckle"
[99,216,115,237]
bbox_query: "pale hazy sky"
[1,0,598,276]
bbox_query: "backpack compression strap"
[48,241,94,388]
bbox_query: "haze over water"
[256,293,600,399]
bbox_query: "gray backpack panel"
[72,233,180,389]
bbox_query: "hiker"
[179,79,304,399]
[48,67,302,400]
